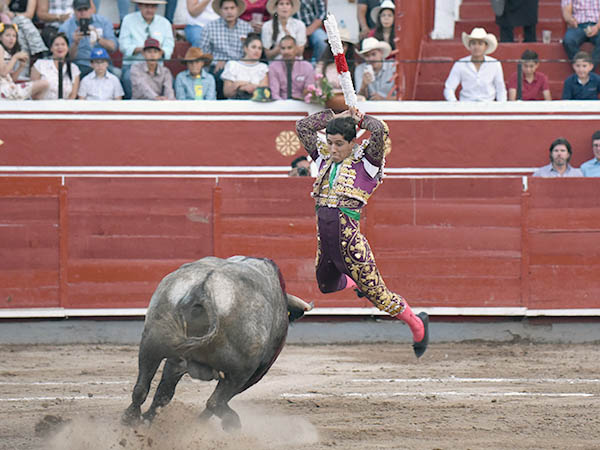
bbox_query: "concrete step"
[413,80,565,101]
[459,1,562,21]
[454,18,566,41]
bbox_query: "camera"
[296,167,309,176]
[79,18,91,35]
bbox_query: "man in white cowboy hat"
[443,27,507,102]
[355,37,397,100]
[119,0,174,98]
[199,0,252,98]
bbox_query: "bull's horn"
[286,294,313,312]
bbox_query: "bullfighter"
[296,107,429,357]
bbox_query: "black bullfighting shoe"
[413,312,429,358]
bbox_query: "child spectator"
[261,0,305,59]
[130,37,174,100]
[444,27,507,102]
[268,35,314,99]
[184,0,220,48]
[222,32,268,98]
[31,32,80,99]
[0,22,48,98]
[368,0,396,54]
[2,0,48,63]
[508,49,551,100]
[174,47,216,100]
[78,46,123,99]
[562,51,600,100]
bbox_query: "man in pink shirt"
[562,0,600,67]
[268,35,315,99]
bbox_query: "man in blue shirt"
[174,47,217,100]
[581,130,600,176]
[562,51,600,99]
[59,0,118,78]
[118,0,175,98]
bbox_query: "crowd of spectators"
[0,0,402,101]
[1,0,599,102]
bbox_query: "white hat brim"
[461,31,498,55]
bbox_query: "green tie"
[329,162,340,189]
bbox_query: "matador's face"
[327,133,354,163]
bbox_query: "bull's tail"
[172,279,219,356]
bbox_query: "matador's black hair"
[326,117,357,142]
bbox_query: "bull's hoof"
[412,312,429,358]
[141,409,157,424]
[121,407,142,427]
[221,412,241,432]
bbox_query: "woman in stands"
[368,0,396,56]
[31,32,80,99]
[2,0,48,65]
[261,0,305,59]
[221,32,268,99]
[0,22,48,99]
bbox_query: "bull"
[122,256,311,430]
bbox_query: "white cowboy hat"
[370,0,398,26]
[324,27,358,45]
[212,0,246,16]
[132,0,167,4]
[357,37,392,59]
[266,0,300,16]
[461,27,498,55]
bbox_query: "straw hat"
[370,0,397,26]
[357,37,392,59]
[212,0,246,16]
[266,0,300,16]
[461,27,498,55]
[324,27,358,45]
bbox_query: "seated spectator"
[31,32,80,99]
[444,27,507,102]
[495,0,538,43]
[239,0,269,33]
[533,137,583,177]
[130,37,174,100]
[368,0,396,54]
[0,22,48,98]
[268,35,314,99]
[119,0,174,99]
[36,0,75,47]
[288,155,310,176]
[4,0,48,63]
[262,0,305,59]
[174,46,216,99]
[562,51,600,99]
[357,0,379,40]
[355,37,396,100]
[59,0,117,78]
[200,0,252,99]
[580,130,600,176]
[184,0,220,48]
[508,49,551,100]
[562,0,600,68]
[316,28,357,89]
[78,46,124,99]
[221,32,268,99]
[293,0,326,64]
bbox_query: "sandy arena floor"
[1,342,599,450]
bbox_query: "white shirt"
[261,17,307,51]
[79,71,124,100]
[444,55,507,102]
[221,60,269,84]
[185,0,220,27]
[33,59,80,100]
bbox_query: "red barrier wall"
[2,176,600,315]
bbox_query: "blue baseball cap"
[90,47,110,61]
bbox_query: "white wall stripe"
[0,381,129,386]
[351,377,600,384]
[0,395,127,402]
[280,392,596,399]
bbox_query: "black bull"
[122,256,312,430]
